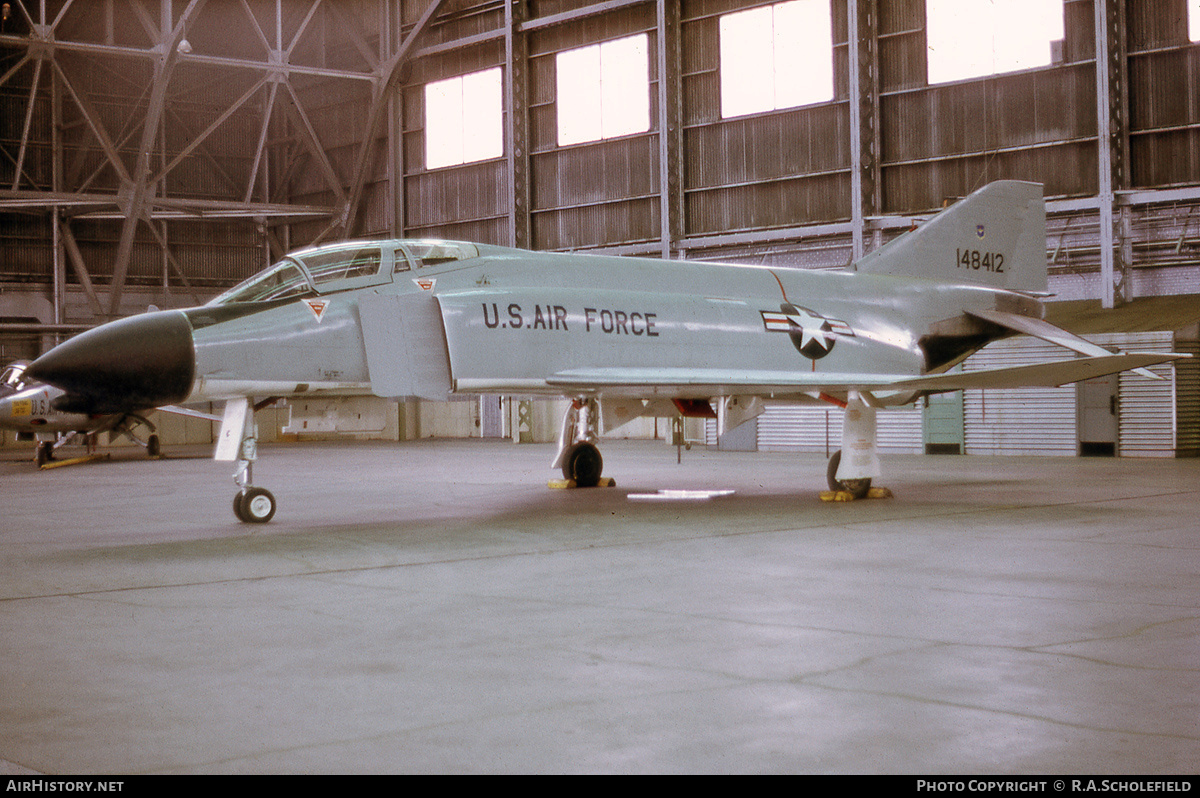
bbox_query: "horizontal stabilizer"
[892,352,1185,391]
[966,308,1160,379]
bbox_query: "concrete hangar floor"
[0,438,1197,774]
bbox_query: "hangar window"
[1192,0,1200,41]
[556,34,650,146]
[926,0,1064,84]
[425,67,503,170]
[719,0,834,119]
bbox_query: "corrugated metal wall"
[1175,337,1200,456]
[755,403,923,453]
[1127,0,1200,189]
[962,339,1078,456]
[961,332,1181,457]
[528,3,660,250]
[681,2,851,235]
[1099,331,1177,457]
[402,25,509,243]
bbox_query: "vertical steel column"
[342,0,445,239]
[1095,0,1130,308]
[656,0,682,260]
[52,210,62,336]
[52,53,64,335]
[386,0,402,238]
[505,0,531,249]
[848,0,879,264]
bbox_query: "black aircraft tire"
[236,487,277,523]
[826,449,871,499]
[562,442,603,487]
[147,434,161,458]
[233,491,249,522]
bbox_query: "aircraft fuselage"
[170,247,1030,405]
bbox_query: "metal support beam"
[1095,0,1130,308]
[50,60,135,188]
[59,219,105,318]
[145,220,203,308]
[384,0,404,238]
[848,0,880,265]
[505,0,532,249]
[341,0,447,240]
[109,0,209,317]
[656,0,682,259]
[11,57,43,191]
[52,57,65,336]
[244,80,280,205]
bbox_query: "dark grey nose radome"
[27,310,195,414]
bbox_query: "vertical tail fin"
[854,181,1047,294]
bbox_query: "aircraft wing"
[547,351,1186,397]
[158,405,223,423]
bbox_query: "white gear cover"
[836,392,880,482]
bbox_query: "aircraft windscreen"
[402,241,479,269]
[1,362,28,391]
[209,260,313,305]
[210,242,468,305]
[298,246,382,285]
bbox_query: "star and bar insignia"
[761,305,854,359]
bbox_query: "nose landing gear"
[234,485,277,524]
[218,397,279,523]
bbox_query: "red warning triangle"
[304,298,329,322]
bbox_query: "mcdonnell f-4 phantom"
[25,181,1186,522]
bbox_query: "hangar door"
[962,338,1076,455]
[961,332,1177,457]
[753,404,923,454]
[1098,331,1177,457]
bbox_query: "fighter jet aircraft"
[0,359,163,466]
[24,181,1186,522]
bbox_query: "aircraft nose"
[27,310,195,413]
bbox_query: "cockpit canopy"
[208,240,480,306]
[1,360,30,393]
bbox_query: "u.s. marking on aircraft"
[0,360,216,467]
[25,182,1188,522]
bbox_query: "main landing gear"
[553,397,608,488]
[113,414,161,458]
[826,448,872,499]
[218,397,278,523]
[822,392,891,502]
[32,416,160,468]
[562,440,604,486]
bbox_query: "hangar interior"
[3,0,1200,458]
[2,1,1200,776]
